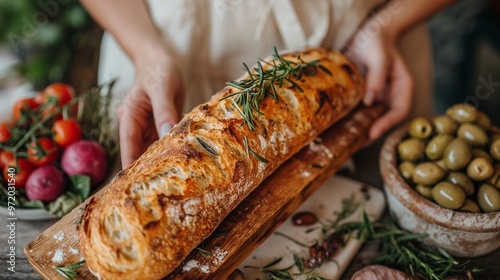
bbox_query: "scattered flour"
[52,249,65,264]
[182,260,210,273]
[68,247,79,255]
[53,231,65,243]
[212,248,228,266]
[302,171,311,178]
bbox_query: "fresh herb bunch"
[220,47,331,131]
[249,194,479,280]
[245,256,328,280]
[345,213,482,280]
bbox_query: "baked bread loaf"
[78,48,364,279]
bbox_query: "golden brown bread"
[78,48,364,279]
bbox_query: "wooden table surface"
[1,141,499,280]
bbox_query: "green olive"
[399,161,415,182]
[459,199,481,213]
[490,139,500,161]
[425,134,454,161]
[445,103,478,123]
[433,115,458,134]
[473,148,493,162]
[466,157,494,181]
[475,111,491,130]
[443,138,472,171]
[435,160,447,171]
[488,164,500,189]
[457,123,489,147]
[415,184,433,199]
[398,138,425,162]
[477,184,500,212]
[446,172,475,196]
[431,182,466,209]
[408,117,433,139]
[413,162,446,185]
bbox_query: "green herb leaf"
[68,175,91,200]
[196,137,218,156]
[221,46,327,131]
[195,247,212,258]
[53,260,85,280]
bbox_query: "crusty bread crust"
[78,48,364,279]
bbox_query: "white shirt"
[99,0,432,121]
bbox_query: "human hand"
[117,55,184,168]
[344,18,413,141]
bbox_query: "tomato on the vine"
[3,158,35,188]
[12,98,39,121]
[0,122,12,143]
[27,137,60,167]
[43,83,74,106]
[41,104,63,121]
[0,151,14,169]
[52,119,82,147]
[33,91,45,105]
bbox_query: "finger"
[369,56,413,140]
[143,68,182,137]
[118,106,143,168]
[364,57,389,106]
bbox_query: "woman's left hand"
[344,17,413,141]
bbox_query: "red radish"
[25,166,66,202]
[61,140,108,185]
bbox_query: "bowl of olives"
[380,103,500,257]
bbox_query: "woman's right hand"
[117,54,184,168]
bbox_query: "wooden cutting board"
[24,104,384,279]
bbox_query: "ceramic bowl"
[380,124,500,257]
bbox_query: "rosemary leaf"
[249,148,269,163]
[274,232,309,248]
[53,260,85,280]
[195,247,212,258]
[196,137,218,156]
[262,257,284,269]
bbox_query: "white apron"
[99,0,433,123]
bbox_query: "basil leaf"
[46,191,83,218]
[68,175,91,200]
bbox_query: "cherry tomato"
[33,91,45,105]
[0,122,12,143]
[0,151,15,169]
[12,98,39,121]
[43,83,74,106]
[52,119,82,147]
[41,104,63,121]
[27,137,60,167]
[3,158,35,188]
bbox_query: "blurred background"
[0,0,499,124]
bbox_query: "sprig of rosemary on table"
[220,47,331,131]
[249,194,480,280]
[53,260,85,280]
[347,213,483,280]
[245,256,328,280]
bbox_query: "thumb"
[364,59,389,106]
[148,80,182,137]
